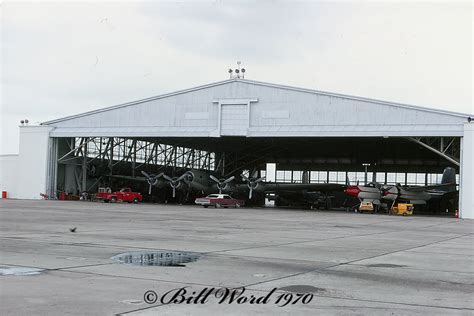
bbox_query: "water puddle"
[366,263,406,268]
[278,285,326,294]
[0,266,44,276]
[111,251,200,267]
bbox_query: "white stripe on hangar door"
[220,104,247,136]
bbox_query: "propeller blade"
[255,176,266,183]
[223,176,235,184]
[148,184,152,195]
[219,187,222,194]
[153,172,164,180]
[177,173,188,181]
[252,169,259,179]
[172,187,176,198]
[141,171,150,178]
[346,175,350,186]
[241,175,250,182]
[163,174,173,182]
[210,175,220,183]
[249,187,253,199]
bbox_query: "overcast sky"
[1,0,472,154]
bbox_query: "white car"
[195,194,245,208]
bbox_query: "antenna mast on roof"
[228,61,246,79]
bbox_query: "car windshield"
[207,194,219,198]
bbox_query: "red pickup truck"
[96,188,142,203]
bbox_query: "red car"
[195,194,245,208]
[97,188,142,203]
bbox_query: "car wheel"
[133,198,139,204]
[104,200,109,203]
[203,205,208,208]
[111,197,117,203]
[215,203,221,208]
[235,204,240,208]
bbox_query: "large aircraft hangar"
[3,78,473,218]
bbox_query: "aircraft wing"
[107,175,148,182]
[262,183,345,193]
[403,183,456,192]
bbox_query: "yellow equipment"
[391,203,414,216]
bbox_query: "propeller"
[182,171,194,202]
[141,171,164,194]
[241,173,265,199]
[162,172,192,198]
[210,175,235,194]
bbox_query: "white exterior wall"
[0,154,20,198]
[16,126,54,199]
[460,123,474,219]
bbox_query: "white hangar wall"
[0,126,54,200]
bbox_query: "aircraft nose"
[344,186,361,197]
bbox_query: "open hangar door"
[52,135,460,216]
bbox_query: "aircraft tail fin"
[441,167,456,192]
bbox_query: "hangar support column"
[17,126,55,199]
[460,123,474,219]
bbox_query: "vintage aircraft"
[344,167,457,208]
[115,169,236,199]
[382,167,457,207]
[124,168,344,204]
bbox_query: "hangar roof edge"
[42,78,472,125]
[240,79,472,119]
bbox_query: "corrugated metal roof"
[42,78,472,125]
